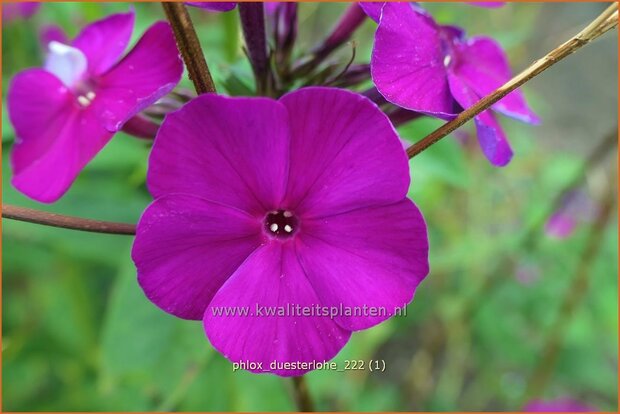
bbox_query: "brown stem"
[162,2,216,94]
[2,205,136,235]
[406,3,618,159]
[291,376,314,412]
[522,179,616,401]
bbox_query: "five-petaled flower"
[370,3,538,166]
[7,11,183,202]
[132,87,430,376]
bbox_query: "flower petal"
[8,69,113,202]
[451,36,539,123]
[44,41,88,88]
[186,2,237,12]
[296,199,429,331]
[447,70,513,166]
[279,87,409,217]
[148,94,290,216]
[204,242,351,376]
[358,2,385,23]
[132,194,262,320]
[371,3,457,117]
[72,11,135,76]
[95,21,183,132]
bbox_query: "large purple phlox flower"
[370,3,538,166]
[8,11,183,202]
[132,87,429,376]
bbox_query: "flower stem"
[522,177,616,402]
[162,2,216,94]
[1,205,136,235]
[291,376,314,412]
[406,2,618,159]
[238,2,273,96]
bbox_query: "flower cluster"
[7,3,539,377]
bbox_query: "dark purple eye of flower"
[264,210,299,238]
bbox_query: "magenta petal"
[148,94,290,216]
[371,3,456,117]
[72,11,135,76]
[95,21,183,132]
[133,194,262,320]
[358,2,385,23]
[473,110,513,166]
[204,243,351,376]
[40,24,69,49]
[8,69,113,202]
[280,87,409,217]
[297,199,429,331]
[447,71,513,166]
[452,36,539,123]
[186,2,237,12]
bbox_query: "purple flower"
[132,87,429,376]
[8,11,183,203]
[186,2,237,12]
[370,3,538,166]
[2,2,40,23]
[524,398,596,412]
[359,2,504,23]
[545,190,596,239]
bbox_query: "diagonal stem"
[406,2,618,159]
[2,205,136,235]
[162,2,216,94]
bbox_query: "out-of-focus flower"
[8,11,183,202]
[132,87,430,376]
[186,2,237,12]
[39,25,69,49]
[545,190,596,239]
[2,2,40,23]
[524,398,596,412]
[370,3,538,166]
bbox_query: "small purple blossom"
[370,3,538,166]
[524,398,597,412]
[2,2,40,23]
[545,190,596,239]
[186,2,237,12]
[359,2,504,23]
[8,11,183,202]
[132,87,430,376]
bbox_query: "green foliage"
[2,2,617,412]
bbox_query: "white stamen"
[284,224,293,233]
[270,223,279,233]
[86,91,96,100]
[443,55,452,67]
[77,96,91,107]
[283,211,293,218]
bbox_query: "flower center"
[264,210,299,239]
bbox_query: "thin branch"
[2,205,136,235]
[291,376,314,412]
[522,176,616,401]
[406,3,618,159]
[162,2,216,94]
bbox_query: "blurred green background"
[2,2,618,411]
